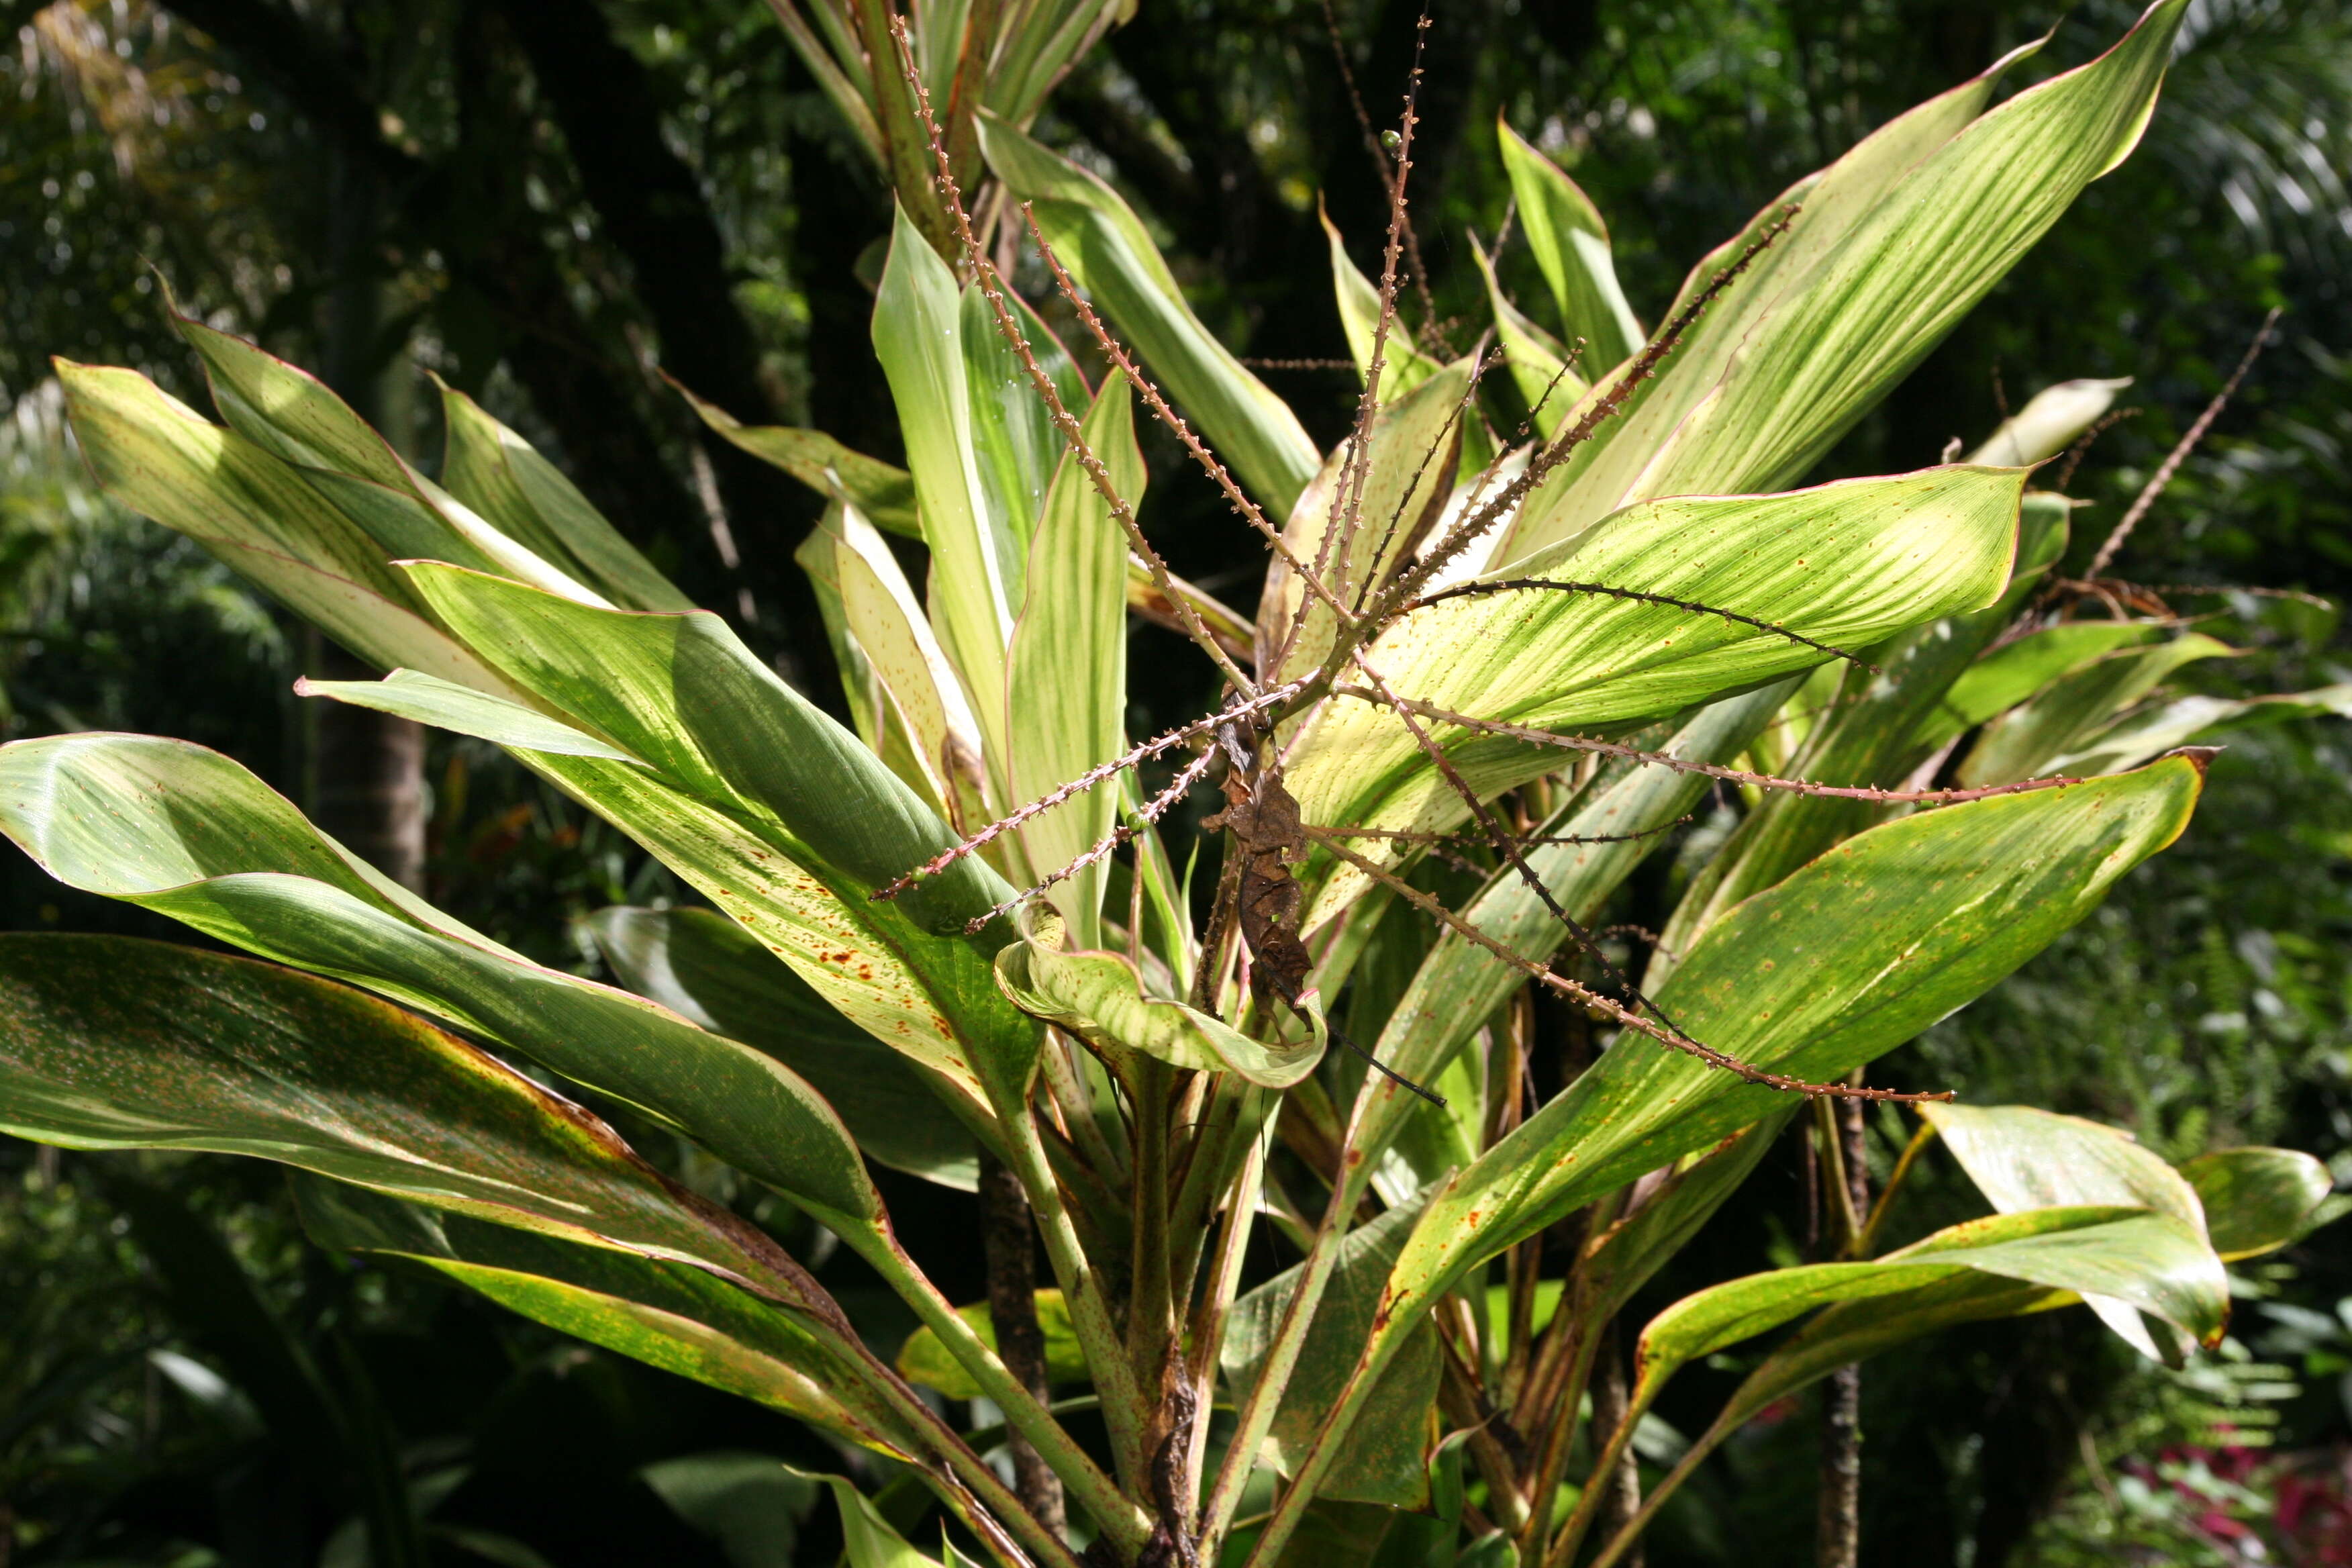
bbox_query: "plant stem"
[981,1152,1069,1539]
[1198,1171,1358,1553]
[1183,1130,1266,1505]
[1590,1319,1645,1568]
[1816,1077,1871,1568]
[829,1222,1150,1554]
[991,1081,1150,1489]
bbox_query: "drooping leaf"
[2177,1147,2338,1261]
[1636,1207,2226,1407]
[587,905,979,1191]
[295,1176,916,1456]
[995,922,1324,1089]
[979,112,1321,516]
[0,934,814,1300]
[0,733,887,1224]
[1605,1204,2231,1548]
[1496,118,1643,369]
[1920,1100,2223,1357]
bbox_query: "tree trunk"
[311,83,425,892]
[979,1153,1066,1536]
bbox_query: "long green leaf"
[1322,205,1444,403]
[172,315,605,605]
[1262,753,2204,1540]
[1958,633,2235,785]
[587,905,979,1191]
[54,363,519,697]
[1472,245,1583,440]
[383,563,1043,1108]
[873,204,1022,773]
[0,934,814,1298]
[1496,118,1643,369]
[1288,464,2025,926]
[826,499,990,827]
[2177,1147,2337,1261]
[1967,376,2135,467]
[1577,1204,2228,1567]
[1502,3,2184,558]
[437,381,694,611]
[1005,381,1139,944]
[979,112,1321,516]
[1221,1201,1442,1507]
[0,733,884,1223]
[1259,362,1468,684]
[1919,1100,2220,1357]
[678,379,922,538]
[294,1175,918,1456]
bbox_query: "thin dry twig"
[887,17,1257,697]
[1341,687,2116,807]
[1307,830,1951,1104]
[1020,205,1358,628]
[874,681,1305,900]
[2084,308,2282,580]
[1321,0,1443,352]
[1341,687,2115,808]
[1381,207,1799,614]
[1406,577,1879,673]
[1320,3,1430,605]
[2053,577,2335,616]
[1239,357,1359,371]
[1306,817,1691,849]
[1355,347,1504,610]
[2049,405,2141,494]
[966,748,1220,932]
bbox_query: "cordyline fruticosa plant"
[3,2,2346,1564]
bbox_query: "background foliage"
[4,1,2351,1564]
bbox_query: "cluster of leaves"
[5,2,2351,1567]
